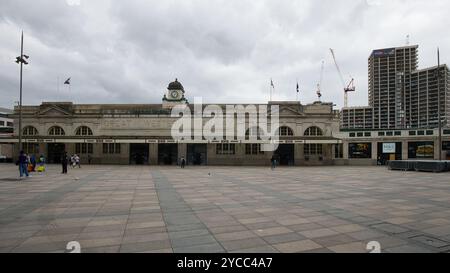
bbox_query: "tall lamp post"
[437,48,442,161]
[15,31,29,152]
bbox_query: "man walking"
[61,152,68,174]
[180,156,186,169]
[18,150,29,178]
[271,154,276,170]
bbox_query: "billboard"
[372,48,395,58]
[382,143,396,153]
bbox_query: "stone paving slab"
[1,164,450,253]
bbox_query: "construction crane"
[316,60,324,101]
[329,48,355,108]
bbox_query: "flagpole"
[296,80,299,102]
[270,78,273,102]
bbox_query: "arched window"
[75,126,93,136]
[278,126,294,136]
[23,126,38,136]
[304,126,323,136]
[245,127,264,140]
[48,126,65,136]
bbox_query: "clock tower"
[162,78,188,109]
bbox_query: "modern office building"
[341,45,450,163]
[343,45,449,131]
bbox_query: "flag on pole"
[270,79,274,89]
[64,77,71,85]
[296,82,299,93]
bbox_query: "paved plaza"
[0,164,450,253]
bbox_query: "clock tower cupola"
[162,78,188,108]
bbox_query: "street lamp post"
[15,31,29,153]
[437,48,442,161]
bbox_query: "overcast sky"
[1,0,449,109]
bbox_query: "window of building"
[409,131,416,136]
[426,130,434,136]
[364,132,371,137]
[304,144,323,155]
[304,126,323,136]
[278,126,294,136]
[408,141,434,159]
[245,127,264,140]
[334,144,343,158]
[417,130,425,136]
[348,143,372,159]
[76,143,93,154]
[444,129,450,135]
[23,126,38,136]
[357,132,363,137]
[23,143,39,155]
[103,143,121,154]
[0,121,4,126]
[75,126,93,136]
[386,131,393,136]
[216,143,235,155]
[245,143,264,155]
[378,132,385,136]
[7,122,13,127]
[48,126,65,136]
[349,133,356,137]
[394,131,401,136]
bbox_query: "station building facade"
[4,80,344,166]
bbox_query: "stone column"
[371,141,378,160]
[343,141,349,159]
[294,143,304,166]
[434,140,440,160]
[149,143,158,165]
[401,140,408,160]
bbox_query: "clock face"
[170,90,179,99]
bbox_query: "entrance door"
[274,144,294,166]
[187,144,207,165]
[130,144,149,165]
[377,142,402,165]
[158,144,178,165]
[47,143,65,164]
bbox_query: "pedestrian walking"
[74,154,81,168]
[180,156,186,169]
[61,152,68,174]
[271,155,276,170]
[18,150,29,178]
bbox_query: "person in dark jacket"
[270,155,276,170]
[18,150,29,178]
[180,156,186,168]
[61,152,68,174]
[30,154,37,172]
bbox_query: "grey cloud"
[0,0,448,109]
